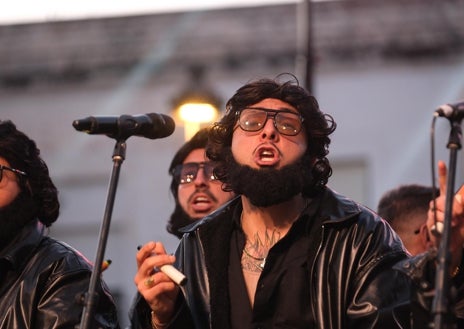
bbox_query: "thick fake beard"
[222,150,314,207]
[0,191,38,250]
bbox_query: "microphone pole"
[79,139,126,329]
[432,118,462,329]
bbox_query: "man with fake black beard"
[0,120,120,329]
[130,76,464,329]
[166,128,235,239]
[221,149,314,207]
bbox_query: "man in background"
[377,184,438,255]
[166,128,235,238]
[0,120,120,329]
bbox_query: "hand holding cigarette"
[137,244,187,286]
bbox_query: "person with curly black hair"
[0,120,120,329]
[130,75,464,328]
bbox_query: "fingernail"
[455,194,463,205]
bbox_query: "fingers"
[431,221,444,235]
[435,160,464,226]
[144,274,155,288]
[428,160,446,240]
[134,241,176,287]
[427,203,444,242]
[456,184,464,205]
[438,160,447,197]
[136,241,155,268]
[141,271,175,290]
[430,162,464,250]
[136,242,171,268]
[137,269,180,322]
[132,241,180,325]
[453,186,464,225]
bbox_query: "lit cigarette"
[159,265,187,286]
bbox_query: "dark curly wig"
[166,127,210,238]
[206,74,337,197]
[0,120,59,226]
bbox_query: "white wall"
[317,58,464,208]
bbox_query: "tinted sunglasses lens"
[203,163,216,181]
[178,163,199,184]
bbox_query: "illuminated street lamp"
[172,66,222,140]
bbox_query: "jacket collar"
[179,195,241,234]
[316,187,363,224]
[0,219,45,270]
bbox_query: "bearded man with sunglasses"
[0,120,120,329]
[166,128,235,239]
[131,76,464,329]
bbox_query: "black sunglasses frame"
[0,164,27,182]
[172,162,217,184]
[236,107,304,136]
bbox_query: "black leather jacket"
[130,188,439,329]
[0,220,120,329]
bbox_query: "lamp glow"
[178,103,218,123]
[171,66,222,141]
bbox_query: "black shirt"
[228,200,323,329]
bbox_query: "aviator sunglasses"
[172,162,217,184]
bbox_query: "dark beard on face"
[0,191,38,250]
[168,205,196,239]
[223,150,314,207]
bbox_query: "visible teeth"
[261,157,274,162]
[260,150,274,158]
[194,196,208,203]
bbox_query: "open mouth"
[193,195,211,205]
[190,194,213,212]
[255,146,280,166]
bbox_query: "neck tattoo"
[241,225,281,272]
[240,200,308,272]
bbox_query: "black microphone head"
[72,113,175,140]
[145,113,175,139]
[435,104,454,118]
[435,100,464,120]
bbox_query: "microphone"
[435,101,464,121]
[72,113,175,140]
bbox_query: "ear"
[420,223,434,250]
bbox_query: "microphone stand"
[432,118,462,329]
[79,139,127,329]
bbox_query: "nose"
[193,167,209,186]
[260,116,279,141]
